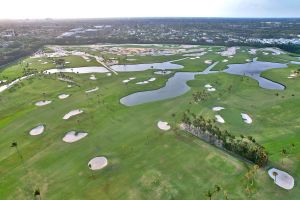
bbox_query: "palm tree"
[205,190,213,200]
[11,142,23,162]
[281,148,287,165]
[205,185,221,200]
[273,171,278,183]
[34,188,41,200]
[171,113,176,124]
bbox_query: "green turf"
[0,45,299,199]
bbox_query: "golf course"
[0,44,299,199]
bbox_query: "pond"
[43,62,183,74]
[120,62,219,106]
[121,61,287,106]
[224,61,287,90]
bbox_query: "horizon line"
[1,16,300,21]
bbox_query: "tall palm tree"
[205,190,213,200]
[34,188,41,200]
[281,148,287,165]
[11,142,23,162]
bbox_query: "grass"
[0,45,299,199]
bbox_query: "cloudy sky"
[1,0,299,19]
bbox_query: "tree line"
[181,111,268,167]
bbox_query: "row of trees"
[181,111,268,167]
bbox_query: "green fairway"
[0,45,299,199]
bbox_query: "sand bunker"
[136,77,156,85]
[29,125,45,136]
[205,60,213,64]
[136,81,148,85]
[63,109,83,120]
[222,59,228,63]
[123,77,136,83]
[246,59,251,62]
[63,131,88,143]
[249,49,257,55]
[88,157,108,170]
[215,115,225,123]
[264,48,285,55]
[157,121,171,131]
[107,73,112,76]
[207,88,216,92]
[220,47,237,57]
[288,71,299,79]
[213,107,225,111]
[204,84,213,88]
[148,78,156,82]
[268,168,294,190]
[58,94,70,99]
[67,85,72,88]
[85,87,99,93]
[35,100,52,106]
[90,75,97,80]
[241,113,252,124]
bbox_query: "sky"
[1,0,300,19]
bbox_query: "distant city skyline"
[1,0,300,19]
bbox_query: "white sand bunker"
[268,168,294,190]
[29,125,45,136]
[205,60,213,64]
[222,59,228,63]
[157,121,171,131]
[205,84,213,88]
[213,107,225,111]
[215,115,225,123]
[107,73,112,76]
[246,59,251,62]
[148,78,156,82]
[63,131,88,143]
[88,157,108,170]
[123,77,136,83]
[136,77,156,85]
[241,113,252,124]
[90,74,97,80]
[136,81,149,85]
[288,71,299,79]
[63,109,83,120]
[220,47,237,57]
[58,94,70,99]
[204,84,216,92]
[85,87,99,93]
[67,85,72,88]
[35,100,52,106]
